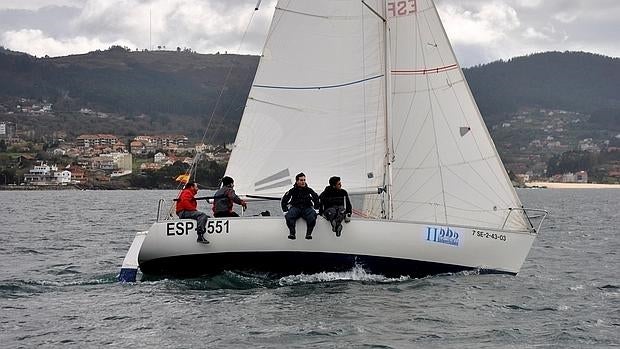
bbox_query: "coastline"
[525,181,620,189]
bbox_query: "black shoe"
[305,233,312,240]
[197,235,210,244]
[288,233,296,240]
[335,224,343,237]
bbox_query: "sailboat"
[119,0,547,282]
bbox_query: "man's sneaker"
[335,224,343,237]
[288,233,296,240]
[197,235,210,244]
[305,233,312,240]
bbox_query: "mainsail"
[227,0,387,201]
[226,0,528,231]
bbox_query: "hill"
[0,46,259,142]
[1,48,619,182]
[0,49,618,140]
[464,51,620,127]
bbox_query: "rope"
[168,4,264,214]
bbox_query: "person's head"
[329,176,341,188]
[222,176,234,187]
[295,172,307,187]
[184,181,198,192]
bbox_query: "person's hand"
[344,213,351,223]
[242,202,247,210]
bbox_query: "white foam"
[277,265,410,286]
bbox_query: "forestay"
[226,0,528,231]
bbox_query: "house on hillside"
[23,162,72,185]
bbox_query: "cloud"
[71,0,275,53]
[0,0,80,10]
[0,0,619,65]
[1,29,132,57]
[0,0,275,56]
[522,27,550,41]
[515,0,542,8]
[437,0,620,66]
[440,2,520,46]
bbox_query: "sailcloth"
[386,0,527,230]
[226,0,528,231]
[226,0,387,200]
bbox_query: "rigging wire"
[167,2,265,217]
[182,4,261,177]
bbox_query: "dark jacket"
[212,185,245,214]
[281,184,320,212]
[318,185,352,215]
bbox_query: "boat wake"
[144,265,412,290]
[277,265,410,286]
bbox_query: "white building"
[154,152,167,163]
[23,162,69,185]
[53,170,72,184]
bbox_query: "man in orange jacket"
[176,181,210,244]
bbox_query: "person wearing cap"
[212,176,247,217]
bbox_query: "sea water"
[0,189,618,348]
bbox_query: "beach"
[526,181,620,189]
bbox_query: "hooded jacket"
[212,185,246,214]
[281,184,320,212]
[318,185,352,215]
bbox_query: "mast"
[362,0,393,219]
[382,0,393,220]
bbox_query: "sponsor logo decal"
[425,226,460,247]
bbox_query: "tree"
[546,151,598,176]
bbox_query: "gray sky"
[0,0,618,67]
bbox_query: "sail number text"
[206,220,229,234]
[388,0,417,17]
[166,220,230,236]
[472,230,507,242]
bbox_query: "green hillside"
[464,51,620,127]
[0,46,259,142]
[1,48,619,182]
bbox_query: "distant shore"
[525,181,620,189]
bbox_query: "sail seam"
[253,74,383,90]
[391,64,458,75]
[275,7,329,19]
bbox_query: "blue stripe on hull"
[138,252,514,278]
[118,268,138,282]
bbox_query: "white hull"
[128,216,536,278]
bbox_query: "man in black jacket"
[281,172,320,240]
[319,176,352,237]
